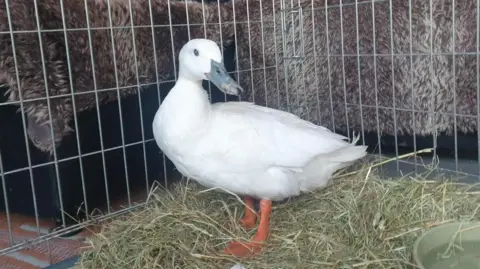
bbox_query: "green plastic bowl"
[413,222,480,269]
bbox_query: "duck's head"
[178,38,243,96]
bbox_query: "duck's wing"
[218,102,348,137]
[206,101,353,170]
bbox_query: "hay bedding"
[77,161,480,269]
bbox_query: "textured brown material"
[1,0,478,154]
[0,0,235,154]
[232,0,479,138]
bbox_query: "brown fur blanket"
[1,0,478,155]
[0,0,236,154]
[232,0,478,139]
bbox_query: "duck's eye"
[193,49,199,56]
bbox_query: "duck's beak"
[206,60,243,96]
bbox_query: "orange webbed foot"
[224,240,264,257]
[224,199,272,258]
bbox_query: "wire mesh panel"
[0,0,169,262]
[271,0,480,181]
[0,0,233,264]
[0,0,479,267]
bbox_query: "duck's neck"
[160,77,212,137]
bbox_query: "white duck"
[152,38,368,257]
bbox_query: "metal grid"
[275,0,479,181]
[0,0,478,266]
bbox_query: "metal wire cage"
[0,0,478,267]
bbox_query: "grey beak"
[205,60,243,96]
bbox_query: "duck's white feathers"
[153,39,368,201]
[206,101,354,170]
[168,100,368,200]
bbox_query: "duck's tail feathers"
[349,130,362,145]
[300,134,368,191]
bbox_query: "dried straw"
[77,150,480,269]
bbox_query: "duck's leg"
[239,196,257,229]
[224,199,272,257]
